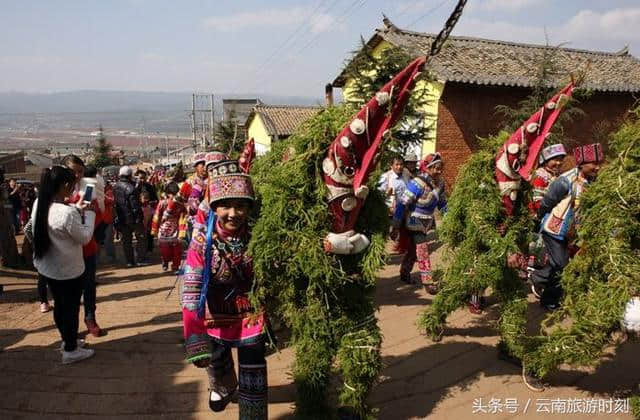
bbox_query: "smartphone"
[83,184,95,203]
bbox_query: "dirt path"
[0,238,636,419]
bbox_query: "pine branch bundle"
[523,110,640,378]
[632,395,640,419]
[419,132,535,358]
[344,41,434,159]
[249,104,388,419]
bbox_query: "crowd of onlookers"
[4,177,38,235]
[0,155,186,364]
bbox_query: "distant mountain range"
[0,90,323,114]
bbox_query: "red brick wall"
[435,82,636,188]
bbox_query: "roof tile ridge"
[389,24,636,58]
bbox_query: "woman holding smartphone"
[32,166,97,364]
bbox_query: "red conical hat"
[323,56,426,233]
[495,81,574,216]
[238,138,255,174]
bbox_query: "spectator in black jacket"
[113,166,148,267]
[135,169,158,202]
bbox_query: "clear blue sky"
[1,0,639,96]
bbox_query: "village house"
[332,18,640,187]
[221,98,262,144]
[245,104,323,155]
[0,151,26,175]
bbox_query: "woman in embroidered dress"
[391,153,447,294]
[180,159,268,419]
[151,181,190,274]
[526,144,567,299]
[528,144,567,217]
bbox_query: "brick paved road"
[1,238,636,419]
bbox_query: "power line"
[406,0,452,30]
[394,0,423,20]
[274,0,369,94]
[234,0,345,94]
[293,0,368,58]
[252,0,332,78]
[256,0,366,88]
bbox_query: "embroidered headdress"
[419,153,443,172]
[205,151,229,170]
[574,143,604,165]
[192,152,207,167]
[539,144,567,165]
[207,160,255,206]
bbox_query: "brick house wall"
[435,82,636,189]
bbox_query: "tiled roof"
[333,20,640,93]
[249,105,323,137]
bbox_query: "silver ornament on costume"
[375,91,390,106]
[507,143,520,155]
[350,118,366,135]
[546,101,556,110]
[526,122,539,133]
[340,136,352,148]
[341,196,358,211]
[322,158,336,176]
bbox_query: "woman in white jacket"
[32,166,96,364]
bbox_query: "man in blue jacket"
[531,143,604,310]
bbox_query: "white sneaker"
[59,339,86,352]
[62,347,95,365]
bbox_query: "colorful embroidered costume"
[191,151,230,229]
[186,152,208,216]
[180,159,267,419]
[528,144,567,216]
[531,143,604,309]
[151,182,190,271]
[392,153,447,288]
[495,83,574,216]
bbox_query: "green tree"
[212,109,244,157]
[343,38,434,161]
[91,126,114,169]
[495,43,587,145]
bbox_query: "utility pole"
[165,136,169,162]
[210,94,215,149]
[191,94,197,149]
[189,92,216,152]
[201,112,206,149]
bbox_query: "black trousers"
[119,223,147,264]
[531,233,569,306]
[37,275,49,304]
[83,255,97,320]
[43,274,85,352]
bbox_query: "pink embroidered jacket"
[180,215,266,363]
